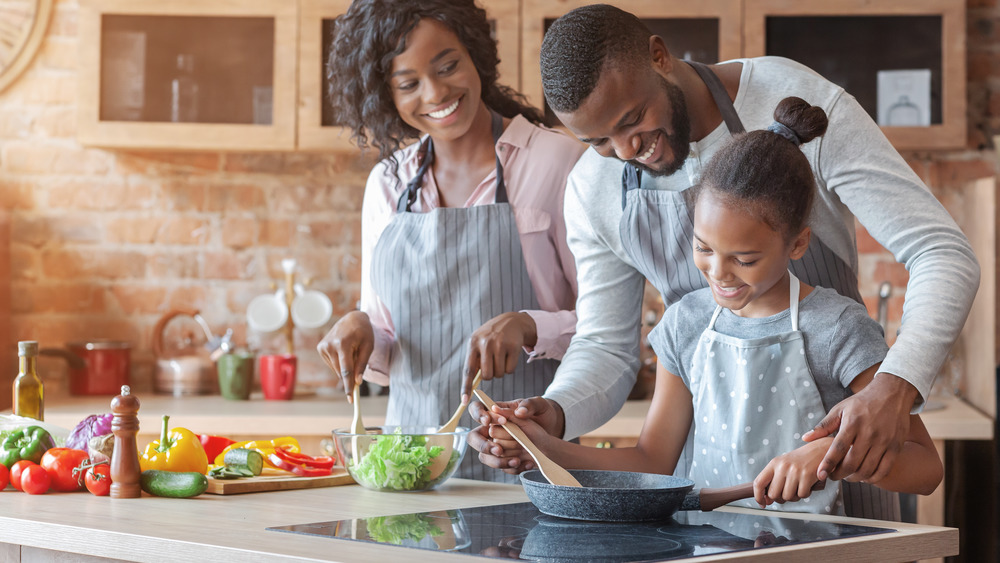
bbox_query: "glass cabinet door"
[78,0,297,151]
[744,0,966,150]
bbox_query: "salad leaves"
[350,429,445,490]
[365,514,444,544]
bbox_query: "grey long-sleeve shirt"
[544,57,980,440]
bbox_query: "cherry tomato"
[84,463,111,496]
[40,448,90,492]
[20,464,51,495]
[10,460,35,491]
[0,463,8,490]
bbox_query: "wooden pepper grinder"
[110,384,142,498]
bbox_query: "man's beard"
[628,76,691,179]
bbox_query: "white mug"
[246,292,288,333]
[291,289,333,330]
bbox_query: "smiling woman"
[317,0,585,483]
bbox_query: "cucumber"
[223,448,264,476]
[208,465,254,479]
[140,470,209,498]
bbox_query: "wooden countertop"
[584,394,994,441]
[29,393,995,443]
[37,393,391,438]
[0,479,958,562]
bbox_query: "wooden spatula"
[473,388,582,488]
[437,370,482,433]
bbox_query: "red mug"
[259,354,296,400]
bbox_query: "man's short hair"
[540,4,652,113]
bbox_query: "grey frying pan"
[519,469,755,522]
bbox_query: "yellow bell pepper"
[213,437,300,469]
[139,415,209,474]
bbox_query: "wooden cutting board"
[206,468,355,495]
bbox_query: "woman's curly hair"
[327,0,542,180]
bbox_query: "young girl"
[317,0,584,482]
[484,97,941,512]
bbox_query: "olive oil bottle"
[13,340,44,421]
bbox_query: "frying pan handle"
[698,479,826,511]
[698,483,755,511]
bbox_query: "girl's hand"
[463,312,538,400]
[467,396,564,474]
[753,437,832,507]
[316,311,375,399]
[478,401,555,471]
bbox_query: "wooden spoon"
[350,379,365,435]
[437,370,482,433]
[474,388,582,488]
[350,379,365,463]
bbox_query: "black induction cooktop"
[267,502,893,562]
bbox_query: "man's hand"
[462,312,538,402]
[316,311,375,400]
[802,374,917,482]
[466,396,563,474]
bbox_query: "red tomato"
[0,463,8,490]
[10,460,35,492]
[20,464,50,495]
[40,448,90,492]
[84,463,111,496]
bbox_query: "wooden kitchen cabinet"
[297,0,353,151]
[743,0,966,150]
[296,0,521,151]
[521,0,742,124]
[77,0,298,151]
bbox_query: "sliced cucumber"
[223,448,264,476]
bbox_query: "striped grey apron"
[370,111,558,482]
[619,61,898,520]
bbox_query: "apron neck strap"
[708,271,802,330]
[620,61,744,209]
[398,109,507,213]
[686,60,745,136]
[788,270,801,331]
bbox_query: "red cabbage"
[66,413,113,451]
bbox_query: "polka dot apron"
[687,272,843,514]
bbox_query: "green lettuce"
[350,429,446,490]
[365,514,444,544]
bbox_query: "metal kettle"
[152,309,232,396]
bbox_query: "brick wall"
[0,0,997,401]
[0,0,376,398]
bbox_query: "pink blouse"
[360,115,585,379]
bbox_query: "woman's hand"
[316,311,375,398]
[753,438,831,507]
[466,396,563,474]
[463,312,538,400]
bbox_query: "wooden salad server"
[473,388,582,488]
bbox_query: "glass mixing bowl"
[333,425,469,492]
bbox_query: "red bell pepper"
[199,434,236,463]
[273,445,335,469]
[267,453,332,477]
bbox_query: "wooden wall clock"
[0,0,54,93]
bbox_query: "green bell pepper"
[0,426,56,468]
